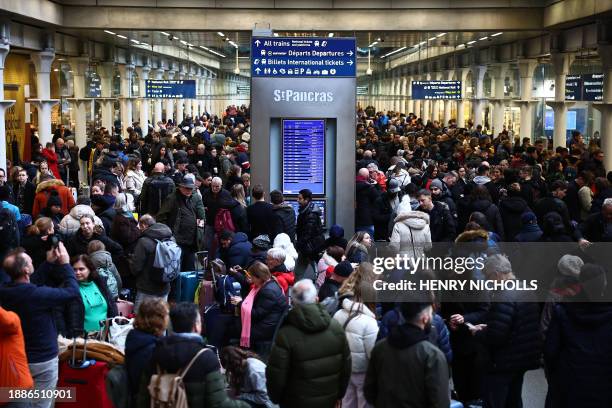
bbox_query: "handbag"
[98,316,134,352]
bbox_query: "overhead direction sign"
[251,37,356,78]
[411,80,462,100]
[145,80,196,98]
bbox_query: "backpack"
[214,208,235,234]
[147,348,209,408]
[152,239,182,283]
[145,178,173,215]
[321,292,340,316]
[96,265,119,299]
[0,208,19,256]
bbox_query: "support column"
[118,63,135,138]
[516,59,539,141]
[547,53,574,149]
[0,41,15,171]
[153,68,164,129]
[596,43,612,172]
[30,50,59,145]
[68,56,90,184]
[97,61,115,132]
[455,68,470,127]
[488,64,509,135]
[176,71,185,124]
[136,65,151,137]
[205,75,213,114]
[165,69,175,124]
[472,65,487,128]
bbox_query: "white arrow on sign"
[255,40,261,47]
[347,60,354,66]
[347,50,354,56]
[255,68,261,74]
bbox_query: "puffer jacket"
[468,199,505,240]
[266,303,351,408]
[499,195,529,242]
[272,233,298,272]
[32,179,76,218]
[218,232,252,269]
[59,204,105,237]
[89,250,122,299]
[249,279,288,344]
[272,203,296,242]
[333,299,379,373]
[390,210,432,257]
[131,223,174,296]
[124,169,146,197]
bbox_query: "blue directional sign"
[412,81,462,100]
[145,80,196,98]
[251,37,356,78]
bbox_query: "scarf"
[240,285,262,348]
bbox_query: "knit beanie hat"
[334,261,354,278]
[329,224,344,239]
[429,179,444,190]
[252,234,271,250]
[557,255,584,278]
[521,212,537,225]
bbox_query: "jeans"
[28,356,59,408]
[135,292,168,313]
[342,372,371,408]
[483,370,526,408]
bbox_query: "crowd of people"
[0,103,610,408]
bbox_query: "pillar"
[153,68,164,129]
[30,50,59,145]
[0,41,15,171]
[547,53,574,149]
[176,71,185,124]
[136,65,151,137]
[69,56,90,183]
[472,65,487,128]
[516,59,539,141]
[98,61,115,132]
[205,75,213,114]
[596,43,612,172]
[118,63,135,137]
[455,68,470,127]
[489,64,508,135]
[165,69,175,124]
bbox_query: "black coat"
[544,303,612,408]
[499,196,529,242]
[478,289,542,373]
[355,180,379,227]
[11,181,36,215]
[247,201,277,241]
[249,279,288,343]
[580,213,612,242]
[295,203,325,259]
[468,199,505,240]
[272,204,296,242]
[67,230,123,258]
[420,201,456,242]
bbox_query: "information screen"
[282,119,325,195]
[86,75,101,98]
[545,109,577,130]
[565,73,604,101]
[411,80,462,100]
[145,80,196,98]
[286,199,326,226]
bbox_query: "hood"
[69,204,96,220]
[387,323,429,350]
[473,175,491,185]
[341,298,376,319]
[232,232,249,244]
[273,233,293,249]
[125,329,158,356]
[471,199,493,212]
[394,211,430,229]
[89,250,113,267]
[273,203,294,214]
[500,196,528,213]
[321,251,339,267]
[455,229,489,243]
[35,178,65,194]
[286,303,331,333]
[143,223,173,240]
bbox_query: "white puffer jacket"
[390,210,432,258]
[333,298,379,373]
[59,204,105,237]
[273,233,299,271]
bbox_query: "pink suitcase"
[116,300,134,317]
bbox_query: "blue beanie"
[521,212,537,225]
[329,224,344,239]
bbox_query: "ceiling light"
[418,41,426,46]
[368,41,378,47]
[187,43,194,47]
[53,68,59,71]
[491,32,503,37]
[160,31,170,36]
[328,33,334,37]
[180,40,188,45]
[68,70,73,73]
[478,36,489,41]
[104,30,116,35]
[130,39,139,44]
[366,68,373,76]
[436,33,447,38]
[273,33,279,37]
[140,42,150,47]
[467,40,477,45]
[217,32,225,37]
[381,46,407,58]
[428,37,436,41]
[457,44,466,49]
[116,34,127,39]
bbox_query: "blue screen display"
[145,80,196,98]
[545,109,577,130]
[282,119,325,195]
[286,199,326,226]
[411,80,462,100]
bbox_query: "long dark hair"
[220,346,262,393]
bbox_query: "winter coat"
[11,181,36,215]
[477,288,542,373]
[272,204,296,242]
[110,212,140,252]
[333,299,379,373]
[32,179,75,218]
[249,279,288,344]
[364,324,450,408]
[468,199,505,240]
[137,335,248,408]
[59,205,105,237]
[157,190,205,247]
[218,232,252,269]
[355,180,379,227]
[420,201,457,242]
[316,251,339,288]
[544,303,612,408]
[372,193,401,241]
[272,233,298,271]
[237,358,277,408]
[0,307,34,389]
[68,229,123,258]
[270,264,294,295]
[41,148,60,179]
[89,250,122,299]
[345,243,368,263]
[580,212,612,242]
[390,210,432,257]
[499,196,529,242]
[266,303,351,408]
[96,206,117,236]
[124,169,146,198]
[295,203,325,259]
[131,223,173,296]
[125,328,158,390]
[247,201,278,241]
[515,224,543,242]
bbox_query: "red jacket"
[41,148,60,179]
[0,307,34,392]
[32,179,76,218]
[272,271,295,294]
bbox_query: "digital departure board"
[565,73,604,101]
[286,199,327,226]
[145,80,196,98]
[86,74,101,98]
[282,119,325,195]
[411,80,462,100]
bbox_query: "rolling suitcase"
[178,271,200,303]
[56,337,114,408]
[116,300,134,317]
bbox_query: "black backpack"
[0,208,19,257]
[144,177,173,215]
